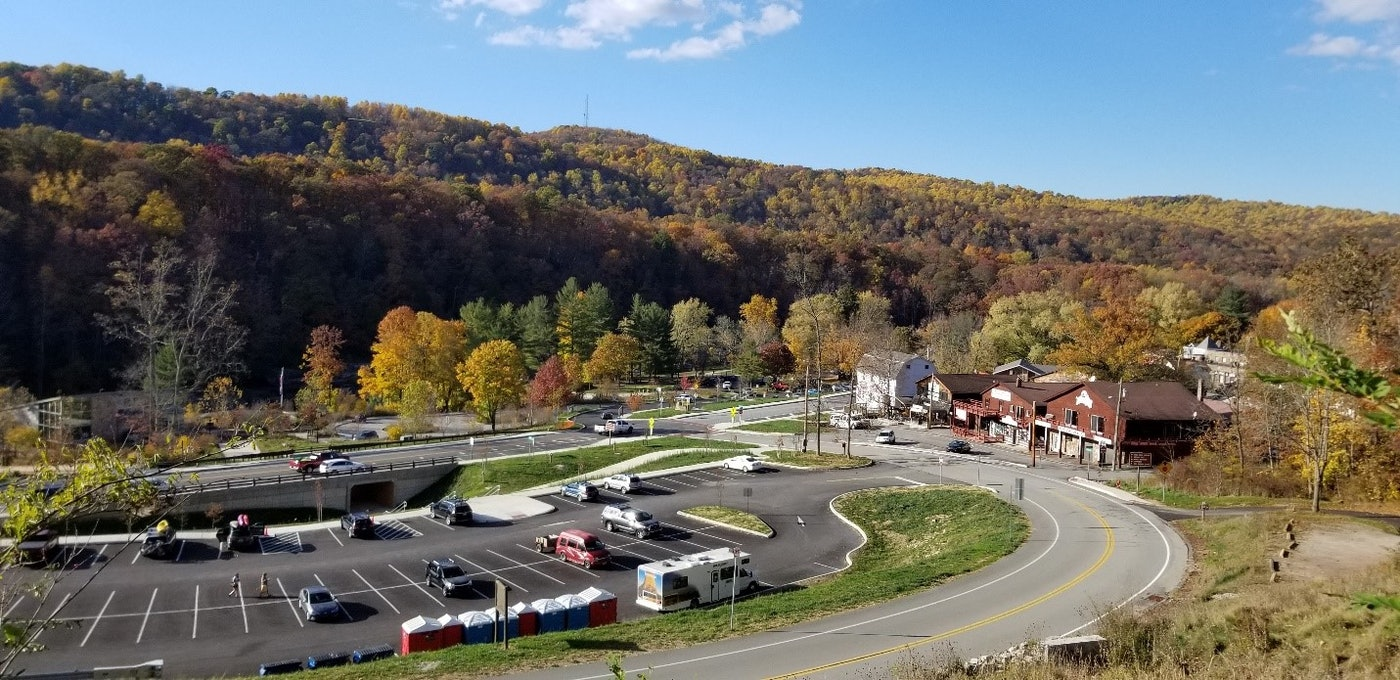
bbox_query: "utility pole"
[1112,380,1124,472]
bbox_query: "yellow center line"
[769,496,1115,679]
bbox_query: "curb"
[675,510,775,538]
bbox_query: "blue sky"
[4,0,1400,212]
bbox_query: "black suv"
[429,497,473,525]
[340,511,374,538]
[425,558,473,597]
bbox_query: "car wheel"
[690,597,700,609]
[604,521,614,532]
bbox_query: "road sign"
[1127,452,1151,467]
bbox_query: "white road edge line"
[135,588,157,644]
[352,568,400,614]
[80,590,115,647]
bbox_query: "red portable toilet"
[400,615,445,655]
[509,601,539,637]
[435,612,464,646]
[578,587,618,627]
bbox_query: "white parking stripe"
[494,548,569,584]
[388,564,444,609]
[453,554,527,594]
[174,540,186,563]
[80,590,115,647]
[135,589,157,643]
[4,596,24,619]
[237,580,248,633]
[352,568,400,614]
[326,527,344,547]
[277,578,303,628]
[190,585,198,639]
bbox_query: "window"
[1012,405,1026,419]
[1064,409,1079,426]
[1090,415,1105,433]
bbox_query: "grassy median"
[310,487,1028,680]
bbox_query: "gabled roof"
[919,373,999,398]
[993,380,1080,404]
[1081,381,1220,422]
[857,349,920,370]
[992,359,1056,378]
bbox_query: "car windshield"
[440,565,465,578]
[632,511,653,521]
[583,536,603,549]
[307,591,332,604]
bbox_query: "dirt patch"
[1284,523,1400,581]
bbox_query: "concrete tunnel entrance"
[347,480,396,510]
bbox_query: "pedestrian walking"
[259,573,270,599]
[228,573,240,597]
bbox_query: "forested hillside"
[1,61,1398,396]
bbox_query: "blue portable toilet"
[460,610,495,645]
[555,593,589,630]
[530,597,567,633]
[484,606,519,640]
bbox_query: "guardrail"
[173,456,462,495]
[156,432,484,471]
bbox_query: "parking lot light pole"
[729,547,740,630]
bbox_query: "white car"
[874,429,896,444]
[593,418,635,435]
[721,455,767,473]
[318,459,373,475]
[602,474,642,493]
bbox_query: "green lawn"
[681,505,774,535]
[444,436,753,498]
[304,487,1028,680]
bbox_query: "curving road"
[498,402,1188,680]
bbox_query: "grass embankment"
[732,417,829,434]
[680,505,774,535]
[926,512,1400,679]
[436,436,753,499]
[306,487,1028,680]
[1097,478,1284,509]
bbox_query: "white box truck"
[636,548,757,612]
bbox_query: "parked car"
[424,558,474,597]
[140,520,178,559]
[560,481,599,501]
[217,515,265,552]
[593,418,635,435]
[945,439,973,454]
[16,528,59,567]
[318,459,373,475]
[602,473,642,494]
[298,586,341,622]
[534,529,611,568]
[340,511,374,538]
[429,497,473,525]
[829,413,869,429]
[875,429,896,444]
[721,455,767,473]
[288,451,348,474]
[601,503,662,538]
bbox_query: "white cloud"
[1291,0,1400,65]
[455,0,801,58]
[1316,0,1400,23]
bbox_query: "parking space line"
[646,481,678,492]
[388,564,444,609]
[352,568,400,614]
[505,546,599,580]
[174,540,186,563]
[135,589,157,643]
[130,544,143,565]
[80,590,115,647]
[326,527,345,547]
[664,476,699,488]
[276,578,303,628]
[4,596,24,619]
[454,554,527,594]
[659,520,743,546]
[237,580,248,633]
[191,585,198,639]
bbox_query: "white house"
[854,350,936,414]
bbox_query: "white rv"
[636,548,757,612]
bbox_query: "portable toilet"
[435,612,464,646]
[484,606,519,640]
[400,615,445,655]
[530,597,567,633]
[555,593,589,630]
[460,610,495,645]
[509,601,539,637]
[579,587,618,627]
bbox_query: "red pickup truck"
[288,451,348,474]
[534,529,610,569]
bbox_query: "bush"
[385,424,404,441]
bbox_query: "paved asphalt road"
[6,398,1187,679]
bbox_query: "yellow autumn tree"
[136,189,185,236]
[457,340,526,432]
[358,307,467,411]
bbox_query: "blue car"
[560,481,599,502]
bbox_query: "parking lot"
[10,462,879,677]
